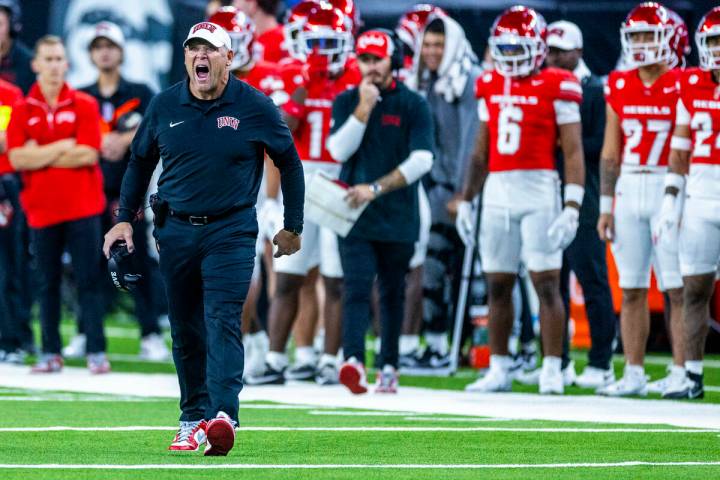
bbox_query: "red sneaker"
[204,411,236,456]
[31,354,63,373]
[339,357,368,394]
[168,420,207,452]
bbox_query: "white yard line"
[0,426,716,433]
[308,410,416,416]
[0,461,719,470]
[2,364,720,429]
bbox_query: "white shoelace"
[176,421,200,442]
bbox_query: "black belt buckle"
[188,215,209,226]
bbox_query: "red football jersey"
[253,25,289,64]
[475,67,583,172]
[283,58,361,163]
[606,68,680,167]
[678,68,720,165]
[236,60,303,107]
[0,78,22,175]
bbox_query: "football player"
[456,6,585,394]
[654,6,720,399]
[596,2,686,397]
[247,3,360,386]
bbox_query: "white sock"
[685,360,703,375]
[399,335,420,355]
[319,353,337,368]
[490,355,511,371]
[542,356,562,373]
[374,337,381,353]
[266,351,288,371]
[425,332,448,355]
[670,364,686,376]
[625,364,644,378]
[294,346,316,366]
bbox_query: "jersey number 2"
[690,112,720,158]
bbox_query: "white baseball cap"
[547,21,583,50]
[183,22,231,50]
[89,21,125,50]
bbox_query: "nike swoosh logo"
[663,87,676,94]
[169,121,185,128]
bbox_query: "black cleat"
[244,363,286,385]
[662,372,704,400]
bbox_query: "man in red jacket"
[7,35,109,374]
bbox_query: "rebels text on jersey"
[605,68,681,168]
[475,67,582,172]
[281,58,361,163]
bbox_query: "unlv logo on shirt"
[217,116,239,130]
[56,111,77,124]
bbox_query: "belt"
[169,205,245,226]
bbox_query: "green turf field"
[0,388,718,480]
[0,315,717,479]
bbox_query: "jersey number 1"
[308,111,324,159]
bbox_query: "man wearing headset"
[327,29,434,395]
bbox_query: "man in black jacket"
[546,21,617,390]
[327,30,434,395]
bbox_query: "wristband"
[564,183,584,207]
[670,135,692,152]
[663,172,685,190]
[600,195,613,215]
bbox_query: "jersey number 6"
[498,106,523,155]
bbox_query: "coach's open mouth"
[195,64,210,82]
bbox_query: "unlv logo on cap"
[357,32,388,50]
[192,22,217,34]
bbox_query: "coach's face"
[358,53,393,89]
[184,38,233,99]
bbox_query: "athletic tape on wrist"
[670,135,692,152]
[564,184,584,206]
[600,195,613,214]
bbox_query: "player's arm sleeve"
[261,96,305,234]
[117,96,161,223]
[675,98,691,126]
[326,91,364,163]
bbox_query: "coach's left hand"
[273,229,301,258]
[345,184,375,209]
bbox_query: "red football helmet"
[488,6,547,78]
[284,0,322,61]
[208,6,255,70]
[620,2,677,68]
[696,7,720,71]
[395,4,447,52]
[327,0,361,36]
[298,3,352,75]
[666,9,690,68]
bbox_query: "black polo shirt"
[118,75,304,232]
[0,40,34,94]
[331,81,434,243]
[80,78,155,198]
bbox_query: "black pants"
[422,223,465,335]
[32,215,106,354]
[561,223,617,370]
[99,203,161,337]
[339,236,414,369]
[155,210,255,425]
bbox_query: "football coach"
[103,22,304,456]
[327,29,434,395]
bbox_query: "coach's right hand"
[597,213,615,242]
[455,200,475,247]
[103,222,134,258]
[273,230,301,258]
[358,78,380,112]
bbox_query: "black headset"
[368,28,404,71]
[0,0,21,37]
